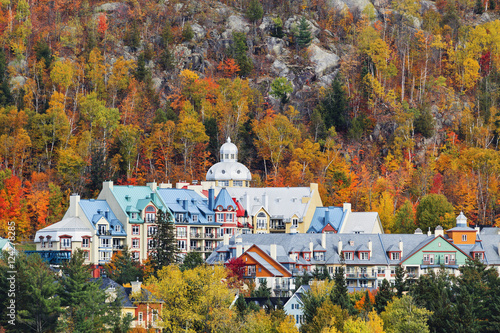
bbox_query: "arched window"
[256,212,267,229]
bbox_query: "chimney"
[343,203,351,212]
[309,241,314,253]
[236,244,243,257]
[208,188,215,211]
[427,228,432,236]
[270,244,277,260]
[69,194,80,217]
[435,225,444,237]
[104,209,109,220]
[183,199,189,210]
[368,239,372,253]
[223,233,230,246]
[322,232,326,249]
[338,239,343,255]
[103,180,114,192]
[325,208,330,225]
[131,281,142,295]
[147,181,157,191]
[262,193,269,210]
[399,239,403,257]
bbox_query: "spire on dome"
[227,137,231,143]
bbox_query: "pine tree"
[296,17,312,48]
[246,0,263,24]
[232,32,253,76]
[394,265,406,297]
[151,210,178,275]
[375,279,395,313]
[317,77,349,132]
[331,256,353,314]
[180,251,204,271]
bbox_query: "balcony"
[98,230,112,236]
[346,272,377,279]
[407,272,417,278]
[204,246,215,252]
[205,233,215,239]
[190,233,202,239]
[190,246,202,251]
[144,217,156,223]
[243,272,256,278]
[113,245,124,250]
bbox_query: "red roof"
[233,198,246,217]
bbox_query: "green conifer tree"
[151,210,178,275]
[296,17,312,48]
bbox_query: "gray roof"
[225,187,316,222]
[341,212,381,233]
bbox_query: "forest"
[0,0,499,241]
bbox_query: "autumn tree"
[104,248,143,285]
[416,194,455,232]
[381,295,432,333]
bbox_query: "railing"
[244,272,256,278]
[346,273,377,279]
[204,246,214,252]
[423,260,433,265]
[190,233,202,238]
[407,272,417,278]
[205,233,215,238]
[190,246,202,251]
[98,230,112,236]
[113,245,124,250]
[145,218,156,223]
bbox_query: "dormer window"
[462,235,467,241]
[473,252,484,260]
[98,224,106,234]
[131,212,137,219]
[114,225,120,232]
[343,252,353,260]
[207,215,213,222]
[359,252,370,260]
[47,236,52,248]
[40,237,45,248]
[313,252,324,261]
[192,214,198,222]
[304,253,310,260]
[390,252,400,260]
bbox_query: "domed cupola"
[206,137,251,186]
[220,137,238,162]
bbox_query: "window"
[132,252,139,260]
[98,224,106,234]
[343,252,353,260]
[148,226,157,236]
[217,213,224,222]
[304,252,310,260]
[145,206,156,222]
[247,265,256,276]
[360,252,369,260]
[176,213,184,223]
[100,238,110,248]
[207,215,213,222]
[82,251,89,260]
[47,237,52,248]
[99,251,111,261]
[390,267,396,276]
[256,212,267,229]
[314,252,324,261]
[292,218,298,228]
[192,214,198,222]
[132,225,139,235]
[233,180,242,187]
[219,252,226,261]
[227,213,233,222]
[423,254,434,264]
[378,266,386,275]
[114,225,120,232]
[132,239,139,249]
[40,237,45,248]
[113,238,120,249]
[148,239,155,249]
[178,240,186,250]
[138,312,143,324]
[474,252,484,260]
[177,227,187,238]
[61,238,71,249]
[328,266,333,275]
[219,180,229,187]
[131,212,137,219]
[391,252,400,260]
[462,234,467,241]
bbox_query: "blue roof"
[307,206,345,233]
[156,189,219,226]
[214,188,236,210]
[79,199,126,236]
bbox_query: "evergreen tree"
[160,22,174,47]
[151,210,178,275]
[375,279,395,313]
[231,32,253,76]
[182,23,194,42]
[104,248,143,285]
[251,283,272,298]
[270,17,284,38]
[415,106,435,138]
[235,294,248,318]
[180,251,204,271]
[330,256,353,314]
[246,0,263,24]
[317,77,349,132]
[296,17,312,48]
[394,265,406,297]
[0,48,12,106]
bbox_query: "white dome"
[206,161,252,181]
[220,137,238,162]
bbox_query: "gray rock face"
[259,17,274,32]
[152,78,162,92]
[327,0,377,15]
[271,60,290,77]
[225,15,250,35]
[284,16,320,37]
[307,44,340,77]
[94,2,126,12]
[8,59,27,74]
[9,76,27,90]
[191,23,206,41]
[266,37,288,57]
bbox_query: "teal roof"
[111,185,168,223]
[0,238,13,250]
[214,188,236,210]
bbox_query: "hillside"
[0,0,499,239]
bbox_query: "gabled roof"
[92,278,136,308]
[111,185,165,222]
[34,217,92,242]
[225,187,317,221]
[400,235,472,265]
[156,188,219,225]
[307,206,345,233]
[79,199,126,236]
[214,188,236,210]
[341,212,382,234]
